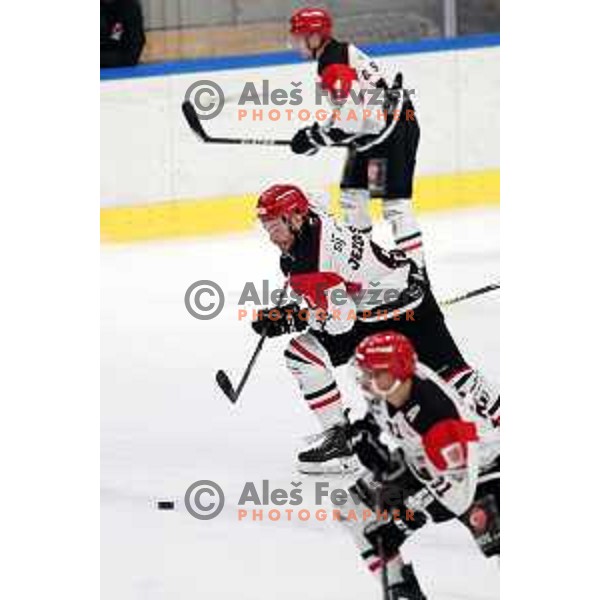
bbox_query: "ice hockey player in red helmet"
[252,183,499,475]
[288,7,427,280]
[335,331,499,598]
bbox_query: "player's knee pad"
[284,333,340,412]
[340,188,372,232]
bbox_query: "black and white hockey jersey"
[280,209,423,335]
[315,39,409,152]
[367,362,500,518]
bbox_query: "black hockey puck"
[157,500,175,510]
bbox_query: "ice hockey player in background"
[251,184,499,474]
[340,331,499,599]
[100,0,146,68]
[288,7,426,275]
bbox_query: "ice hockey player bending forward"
[289,7,426,274]
[340,332,499,599]
[252,183,500,474]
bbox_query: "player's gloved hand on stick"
[352,477,428,536]
[291,122,347,155]
[291,125,320,155]
[349,413,396,477]
[251,303,308,338]
[363,517,413,560]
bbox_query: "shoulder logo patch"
[406,404,420,422]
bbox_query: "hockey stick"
[379,539,390,600]
[182,100,291,146]
[440,283,499,308]
[215,281,290,404]
[216,281,498,403]
[374,483,391,600]
[182,100,350,148]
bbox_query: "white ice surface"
[101,207,499,600]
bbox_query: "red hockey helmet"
[257,184,310,221]
[320,63,358,101]
[289,7,333,38]
[355,331,417,382]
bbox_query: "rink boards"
[100,35,499,242]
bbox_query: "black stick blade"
[182,101,209,141]
[216,370,237,403]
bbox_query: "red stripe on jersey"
[309,391,341,411]
[290,271,346,310]
[400,241,423,253]
[422,419,478,471]
[367,557,384,573]
[444,366,473,385]
[290,339,326,367]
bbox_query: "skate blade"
[296,456,361,476]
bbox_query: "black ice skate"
[297,423,359,475]
[387,564,427,600]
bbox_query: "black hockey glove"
[291,126,319,155]
[291,122,349,155]
[311,122,351,144]
[354,480,428,559]
[349,414,431,516]
[251,302,308,338]
[349,413,398,479]
[352,477,428,545]
[364,518,411,560]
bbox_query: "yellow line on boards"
[101,169,499,243]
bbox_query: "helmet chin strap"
[308,36,328,60]
[372,378,402,399]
